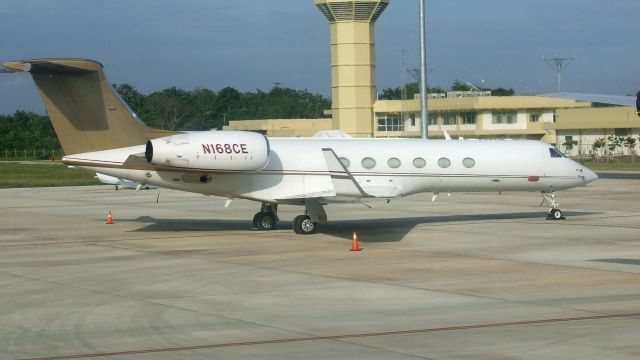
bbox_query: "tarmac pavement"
[0,179,638,359]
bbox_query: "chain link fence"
[1,148,64,161]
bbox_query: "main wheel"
[293,215,317,234]
[256,212,276,230]
[252,212,262,228]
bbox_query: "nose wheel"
[541,191,566,220]
[547,208,564,220]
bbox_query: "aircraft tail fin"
[1,58,173,154]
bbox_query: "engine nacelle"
[145,131,270,172]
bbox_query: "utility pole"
[418,0,429,139]
[543,55,575,92]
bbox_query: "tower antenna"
[543,55,575,92]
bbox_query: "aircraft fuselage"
[64,137,597,204]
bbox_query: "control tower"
[315,0,389,137]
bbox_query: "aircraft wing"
[541,92,637,107]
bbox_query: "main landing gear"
[252,200,326,234]
[293,214,317,235]
[541,191,565,220]
[253,203,278,230]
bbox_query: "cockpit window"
[549,147,565,158]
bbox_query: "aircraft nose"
[581,166,598,184]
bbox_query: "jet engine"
[145,131,270,172]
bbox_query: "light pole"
[419,0,429,139]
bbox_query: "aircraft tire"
[293,215,316,235]
[256,212,277,230]
[547,208,564,220]
[252,212,262,228]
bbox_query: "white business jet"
[1,59,598,234]
[95,172,156,191]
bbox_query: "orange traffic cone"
[350,231,362,251]
[106,210,114,225]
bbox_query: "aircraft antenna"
[543,55,575,92]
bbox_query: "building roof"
[374,96,591,113]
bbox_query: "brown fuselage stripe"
[20,312,640,360]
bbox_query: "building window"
[377,114,404,132]
[410,114,416,126]
[530,113,541,122]
[461,112,476,125]
[443,113,457,126]
[427,113,437,125]
[492,112,517,124]
[615,129,629,136]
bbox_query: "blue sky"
[1,0,638,114]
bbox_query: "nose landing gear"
[541,191,565,220]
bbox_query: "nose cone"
[582,166,598,184]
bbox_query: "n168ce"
[202,143,248,155]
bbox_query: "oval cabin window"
[413,157,426,168]
[438,157,451,168]
[361,157,376,169]
[462,157,476,168]
[387,157,401,168]
[339,157,351,168]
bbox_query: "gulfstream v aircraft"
[1,58,598,234]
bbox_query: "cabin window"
[339,157,350,168]
[413,157,426,168]
[462,157,475,168]
[438,157,451,168]
[549,148,565,158]
[361,157,376,169]
[387,157,401,168]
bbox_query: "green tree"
[113,83,149,119]
[146,87,197,130]
[607,135,622,155]
[623,136,637,156]
[592,137,606,157]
